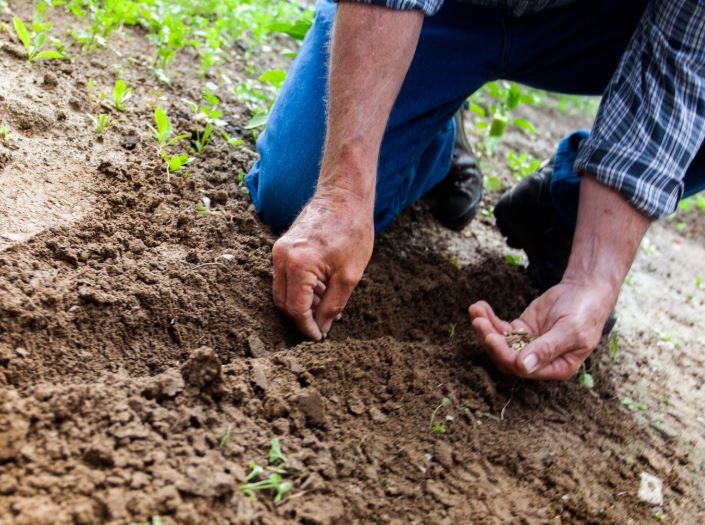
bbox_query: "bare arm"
[273,4,423,339]
[471,175,651,380]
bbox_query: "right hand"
[272,188,374,340]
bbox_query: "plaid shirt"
[339,0,705,219]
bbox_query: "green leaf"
[468,103,486,117]
[169,153,190,172]
[513,117,538,134]
[12,17,31,53]
[578,368,594,389]
[268,438,287,465]
[267,18,312,40]
[484,175,502,191]
[258,69,287,89]
[32,50,64,61]
[245,113,268,130]
[154,107,170,143]
[489,113,508,138]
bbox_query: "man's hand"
[471,174,651,379]
[271,4,422,339]
[272,188,374,340]
[469,279,615,379]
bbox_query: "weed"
[577,365,594,389]
[448,322,456,339]
[240,439,294,505]
[237,171,250,195]
[430,397,451,433]
[12,14,65,62]
[195,201,209,217]
[113,79,132,111]
[449,255,461,270]
[88,113,117,134]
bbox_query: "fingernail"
[523,353,538,373]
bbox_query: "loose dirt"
[1,3,704,524]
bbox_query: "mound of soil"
[1,2,703,524]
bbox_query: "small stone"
[246,335,269,358]
[15,347,28,357]
[251,363,269,391]
[368,406,387,423]
[42,72,58,88]
[638,472,663,506]
[180,346,222,390]
[347,397,366,416]
[294,390,326,428]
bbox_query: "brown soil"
[1,3,704,524]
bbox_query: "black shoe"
[426,109,484,231]
[494,159,617,336]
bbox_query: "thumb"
[517,323,575,376]
[314,271,357,335]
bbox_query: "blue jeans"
[246,0,705,234]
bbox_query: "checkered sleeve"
[333,0,445,16]
[573,0,705,219]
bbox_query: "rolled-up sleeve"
[333,0,445,16]
[573,0,705,219]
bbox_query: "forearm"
[563,174,652,298]
[317,2,423,204]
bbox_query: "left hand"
[469,280,616,380]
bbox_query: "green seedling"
[621,396,647,412]
[0,125,10,144]
[430,397,451,433]
[149,107,190,180]
[610,331,619,363]
[113,79,132,111]
[577,365,594,389]
[269,438,287,465]
[222,130,244,148]
[219,425,232,447]
[696,275,705,291]
[507,149,542,179]
[12,16,65,62]
[484,175,502,191]
[448,322,456,339]
[240,439,294,505]
[449,255,461,270]
[237,171,250,195]
[88,113,117,134]
[195,201,209,217]
[183,88,227,154]
[505,254,524,267]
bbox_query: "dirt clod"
[180,346,222,390]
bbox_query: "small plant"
[183,88,227,154]
[219,425,232,447]
[505,253,524,267]
[88,113,117,134]
[507,149,541,179]
[430,397,451,433]
[696,275,705,291]
[129,516,163,525]
[577,365,594,389]
[449,255,461,270]
[621,396,647,412]
[12,15,65,62]
[448,322,456,339]
[149,106,191,180]
[0,125,10,144]
[113,79,132,111]
[610,331,619,363]
[240,439,294,505]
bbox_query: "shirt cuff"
[573,138,683,220]
[333,0,443,16]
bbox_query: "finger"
[519,353,583,381]
[314,271,358,335]
[516,323,577,376]
[272,256,287,312]
[314,280,326,297]
[312,294,321,309]
[484,332,522,373]
[468,301,513,334]
[285,271,322,341]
